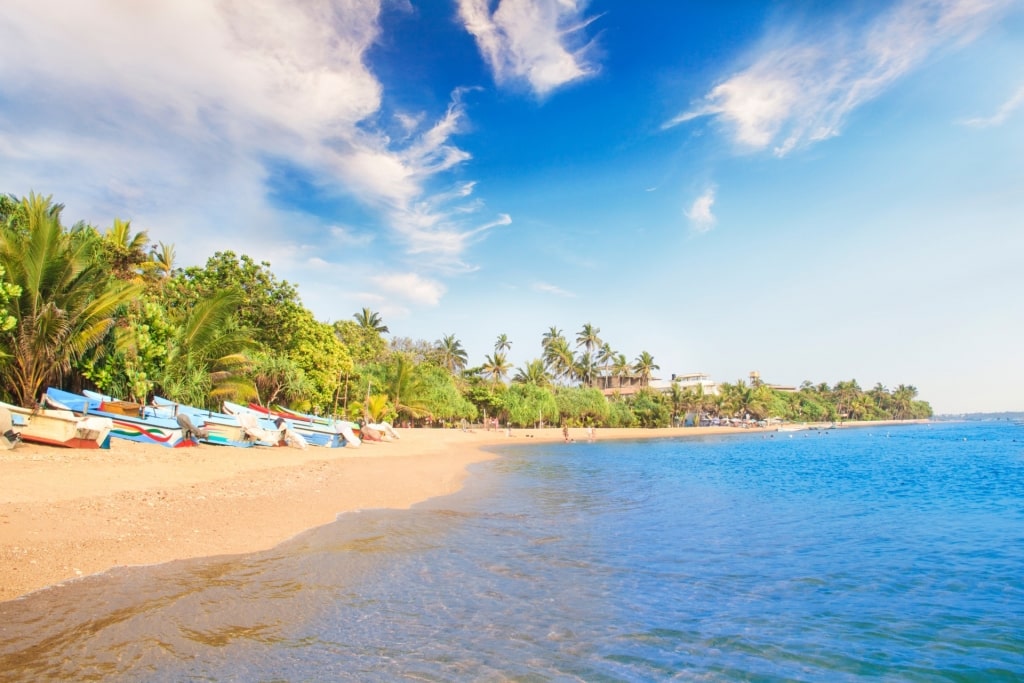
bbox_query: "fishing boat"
[46,388,198,449]
[149,396,284,448]
[1,399,112,449]
[257,404,362,447]
[240,403,352,448]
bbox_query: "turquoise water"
[1,422,1022,681]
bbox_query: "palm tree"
[354,307,389,334]
[611,353,631,386]
[513,359,551,387]
[149,241,177,280]
[574,352,599,387]
[103,218,152,281]
[155,289,258,408]
[541,326,563,352]
[543,336,574,382]
[482,351,511,384]
[0,193,141,405]
[891,384,918,420]
[436,333,468,375]
[386,354,429,421]
[495,333,512,353]
[633,351,659,387]
[575,323,602,356]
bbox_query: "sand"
[0,422,848,602]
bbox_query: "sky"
[0,0,1022,414]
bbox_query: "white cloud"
[686,188,716,233]
[371,272,447,306]
[665,0,1014,156]
[961,83,1024,127]
[457,0,600,97]
[532,281,576,297]
[0,0,506,316]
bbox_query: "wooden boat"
[149,396,283,448]
[48,388,198,449]
[1,399,112,449]
[240,403,349,448]
[264,404,362,448]
[222,401,308,449]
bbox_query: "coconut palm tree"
[513,359,551,387]
[574,352,599,387]
[575,323,602,356]
[482,351,512,384]
[543,336,574,382]
[103,218,152,281]
[149,241,177,280]
[436,333,468,375]
[0,193,141,406]
[495,333,512,353]
[541,326,563,352]
[155,289,258,408]
[633,351,659,387]
[354,307,389,334]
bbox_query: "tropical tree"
[0,194,141,405]
[512,358,551,387]
[494,333,512,354]
[153,289,257,408]
[543,336,575,382]
[102,218,152,281]
[354,307,389,334]
[148,241,177,281]
[482,351,512,384]
[575,323,602,357]
[436,333,469,375]
[633,351,659,387]
[574,352,599,387]
[541,326,563,351]
[891,384,918,420]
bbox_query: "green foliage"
[80,299,173,401]
[502,383,559,427]
[605,399,637,428]
[334,319,387,365]
[554,386,609,426]
[418,364,477,422]
[153,289,258,409]
[628,388,671,427]
[0,193,141,405]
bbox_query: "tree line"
[0,192,932,427]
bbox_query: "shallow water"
[2,422,1022,681]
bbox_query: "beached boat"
[149,396,284,448]
[262,404,362,447]
[221,401,307,448]
[0,399,112,448]
[243,403,354,448]
[46,388,198,449]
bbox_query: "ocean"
[1,422,1022,681]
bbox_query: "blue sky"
[1,0,1021,414]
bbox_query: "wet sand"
[1,422,877,602]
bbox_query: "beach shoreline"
[0,421,921,602]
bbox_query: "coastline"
[0,421,920,602]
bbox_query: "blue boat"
[45,388,197,449]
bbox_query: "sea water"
[1,422,1022,681]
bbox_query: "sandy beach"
[0,422,883,602]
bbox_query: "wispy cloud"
[457,0,600,97]
[371,272,447,306]
[532,281,576,297]
[961,84,1024,127]
[686,188,716,233]
[665,0,1014,156]
[0,0,505,315]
